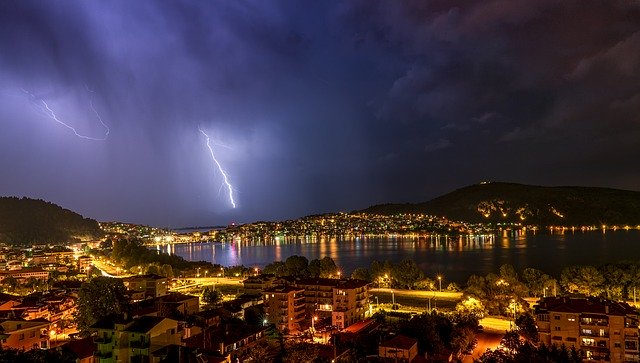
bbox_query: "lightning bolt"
[22,88,110,141]
[198,127,237,208]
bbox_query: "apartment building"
[379,334,418,363]
[183,323,267,361]
[294,278,337,319]
[292,278,370,329]
[535,296,639,362]
[263,286,305,333]
[0,268,49,283]
[123,274,168,299]
[91,315,181,363]
[243,274,278,296]
[0,318,50,350]
[331,279,370,329]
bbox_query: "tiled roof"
[380,334,417,350]
[125,316,167,333]
[64,337,96,359]
[538,296,637,316]
[90,313,131,330]
[263,285,304,294]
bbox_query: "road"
[91,259,134,277]
[480,316,512,332]
[463,331,503,362]
[370,288,463,310]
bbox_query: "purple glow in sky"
[1,1,639,227]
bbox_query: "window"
[554,315,561,320]
[568,317,575,322]
[554,326,561,331]
[615,342,621,348]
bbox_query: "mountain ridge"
[0,196,103,245]
[360,182,640,226]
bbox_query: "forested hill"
[0,197,103,245]
[361,182,640,226]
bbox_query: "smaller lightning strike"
[199,127,237,209]
[21,88,110,141]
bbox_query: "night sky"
[1,1,639,227]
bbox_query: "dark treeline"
[457,262,640,317]
[107,238,216,277]
[0,196,102,245]
[263,256,340,278]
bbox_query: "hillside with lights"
[362,182,640,227]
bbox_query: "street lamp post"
[312,316,317,333]
[438,275,442,292]
[510,299,517,329]
[392,290,395,309]
[196,267,201,278]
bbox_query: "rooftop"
[380,334,417,350]
[125,316,169,333]
[537,296,638,316]
[263,285,304,294]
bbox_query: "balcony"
[129,340,150,349]
[95,336,113,345]
[95,351,113,360]
[581,319,609,327]
[581,330,609,338]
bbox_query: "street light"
[510,299,517,329]
[196,267,201,278]
[437,275,442,292]
[312,316,317,332]
[204,270,208,278]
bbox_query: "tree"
[599,263,631,300]
[351,267,371,281]
[282,341,319,363]
[308,258,321,278]
[446,282,461,292]
[522,267,552,297]
[415,278,436,290]
[75,277,130,332]
[161,264,174,278]
[264,261,287,276]
[319,256,338,277]
[561,265,605,296]
[370,260,393,285]
[392,259,424,289]
[201,287,223,307]
[515,313,539,343]
[1,276,18,292]
[243,341,272,362]
[500,330,522,355]
[285,255,309,277]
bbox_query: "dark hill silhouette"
[0,197,102,245]
[361,182,640,226]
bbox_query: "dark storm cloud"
[0,0,639,226]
